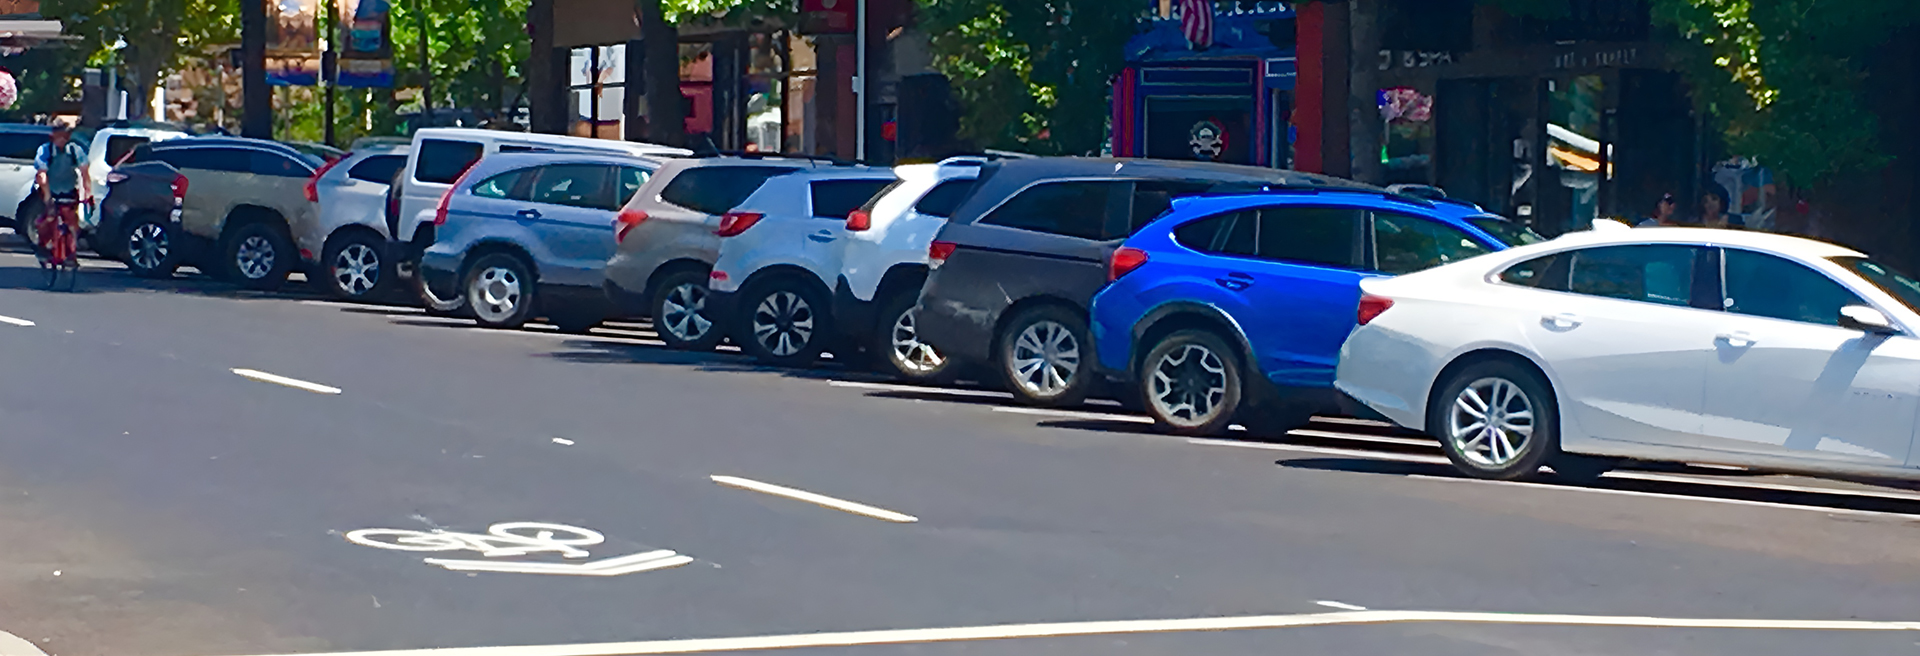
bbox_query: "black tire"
[1138,329,1243,436]
[121,215,181,279]
[996,305,1095,407]
[15,199,41,255]
[1549,454,1620,485]
[873,292,957,383]
[736,276,832,367]
[222,221,294,290]
[463,252,537,330]
[546,303,606,335]
[650,269,723,351]
[321,231,391,301]
[1429,359,1560,481]
[409,265,470,317]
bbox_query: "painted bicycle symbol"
[346,522,605,558]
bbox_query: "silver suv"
[603,156,843,350]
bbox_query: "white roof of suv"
[410,128,690,159]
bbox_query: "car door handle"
[1541,313,1582,329]
[515,209,541,220]
[1717,331,1756,348]
[808,230,835,243]
[1215,272,1253,291]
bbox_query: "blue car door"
[519,163,621,287]
[1231,205,1373,389]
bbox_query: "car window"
[811,179,893,220]
[1722,249,1864,326]
[1172,209,1258,257]
[414,139,484,184]
[1835,256,1920,317]
[1256,206,1365,268]
[657,166,798,215]
[1372,211,1491,275]
[156,147,254,172]
[470,168,531,200]
[105,136,150,166]
[250,150,312,177]
[616,167,650,207]
[913,179,978,218]
[980,180,1120,240]
[347,154,407,183]
[1498,254,1562,288]
[1567,245,1699,307]
[1468,216,1546,246]
[0,132,48,160]
[1130,181,1214,232]
[527,164,615,210]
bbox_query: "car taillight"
[846,209,872,231]
[433,165,478,226]
[614,207,648,244]
[928,240,957,268]
[170,174,188,200]
[304,157,342,202]
[1357,294,1394,326]
[714,211,765,237]
[1108,246,1149,282]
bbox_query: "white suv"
[832,158,983,380]
[707,167,896,367]
[307,144,408,300]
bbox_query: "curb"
[0,631,46,656]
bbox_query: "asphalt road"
[2,239,1920,656]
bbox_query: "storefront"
[1112,1,1296,168]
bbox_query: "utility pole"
[241,0,271,138]
[854,0,866,163]
[416,0,432,124]
[1348,0,1383,185]
[323,0,338,146]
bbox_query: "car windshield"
[1468,216,1546,246]
[1834,256,1920,315]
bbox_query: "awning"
[0,19,66,49]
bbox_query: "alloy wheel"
[751,290,814,357]
[235,234,276,279]
[660,283,712,342]
[1009,320,1079,396]
[332,243,381,296]
[1448,377,1536,468]
[128,223,168,271]
[1148,344,1228,427]
[471,266,523,323]
[888,307,944,373]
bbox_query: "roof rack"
[1192,181,1438,207]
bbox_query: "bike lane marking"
[711,475,919,523]
[231,368,343,395]
[0,315,34,327]
[342,522,694,577]
[0,630,48,656]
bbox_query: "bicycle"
[33,197,84,291]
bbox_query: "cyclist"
[34,121,90,250]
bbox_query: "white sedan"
[1336,227,1920,483]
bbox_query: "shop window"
[1380,87,1434,186]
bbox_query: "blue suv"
[1088,188,1538,435]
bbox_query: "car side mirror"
[1839,305,1898,334]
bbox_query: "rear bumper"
[388,223,436,262]
[832,277,878,345]
[708,288,743,338]
[603,278,650,318]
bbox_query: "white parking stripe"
[991,406,1153,423]
[710,475,918,523]
[215,609,1920,656]
[231,369,343,395]
[1316,600,1369,611]
[1190,438,1452,465]
[0,315,34,327]
[828,379,1013,399]
[1406,474,1918,519]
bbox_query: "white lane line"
[1312,416,1397,428]
[828,379,1013,399]
[0,315,34,327]
[992,406,1153,423]
[214,609,1920,656]
[1287,428,1434,448]
[1405,475,1918,519]
[231,368,343,395]
[1604,470,1920,503]
[0,629,48,656]
[711,475,918,523]
[1316,601,1369,611]
[1190,437,1453,466]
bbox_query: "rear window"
[810,179,893,219]
[658,166,798,215]
[913,179,978,218]
[250,150,313,177]
[1469,216,1546,246]
[154,146,253,173]
[347,154,407,183]
[106,136,150,166]
[0,132,48,160]
[980,180,1120,240]
[414,139,484,184]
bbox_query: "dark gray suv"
[914,158,1364,407]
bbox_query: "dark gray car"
[914,158,1366,407]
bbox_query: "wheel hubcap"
[1148,344,1228,427]
[889,307,945,373]
[471,266,522,322]
[129,223,168,270]
[236,235,275,279]
[1448,377,1536,468]
[1009,320,1080,397]
[751,291,814,357]
[333,243,381,295]
[659,283,712,342]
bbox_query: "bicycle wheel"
[485,522,605,547]
[343,528,468,552]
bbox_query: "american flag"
[1180,0,1214,50]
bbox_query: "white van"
[387,128,688,266]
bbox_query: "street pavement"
[1,240,1920,656]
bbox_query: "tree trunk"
[636,0,687,147]
[1348,0,1384,185]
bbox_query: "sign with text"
[337,0,393,87]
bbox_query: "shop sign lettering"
[1554,48,1639,69]
[1379,50,1456,71]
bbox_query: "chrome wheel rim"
[235,234,275,279]
[1148,343,1228,427]
[889,307,944,373]
[470,266,523,323]
[1448,377,1536,468]
[129,223,168,270]
[333,243,380,295]
[751,290,814,357]
[659,283,712,342]
[1009,320,1080,397]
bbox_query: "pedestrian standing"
[1699,186,1736,228]
[1636,192,1681,227]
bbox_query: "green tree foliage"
[42,0,241,119]
[389,0,532,119]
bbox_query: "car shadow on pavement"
[0,260,325,301]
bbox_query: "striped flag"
[1179,0,1214,49]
